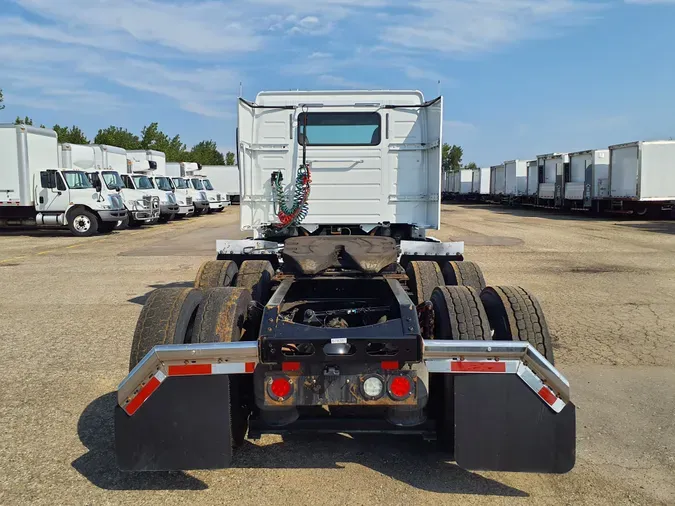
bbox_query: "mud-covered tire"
[430,286,490,341]
[480,286,554,364]
[406,261,445,305]
[193,287,253,447]
[442,261,486,293]
[195,260,238,289]
[128,288,204,371]
[236,260,275,305]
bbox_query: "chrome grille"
[186,197,193,206]
[216,194,221,201]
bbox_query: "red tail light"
[388,376,413,400]
[269,376,293,400]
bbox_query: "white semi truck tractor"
[114,91,576,476]
[166,162,209,215]
[0,125,125,236]
[183,162,227,213]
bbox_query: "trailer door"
[610,146,638,198]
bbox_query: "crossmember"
[117,339,570,417]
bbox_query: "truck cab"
[86,170,159,227]
[149,175,194,218]
[183,162,227,213]
[124,157,180,222]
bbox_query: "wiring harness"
[271,164,312,228]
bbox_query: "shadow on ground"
[73,392,528,497]
[616,221,675,235]
[128,282,194,305]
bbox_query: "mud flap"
[454,375,575,473]
[115,375,232,471]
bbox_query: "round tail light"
[388,376,413,400]
[268,376,293,401]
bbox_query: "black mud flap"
[115,375,232,471]
[454,375,575,473]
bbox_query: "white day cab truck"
[184,162,227,213]
[88,144,159,228]
[125,151,179,222]
[0,124,125,236]
[166,162,209,216]
[114,91,575,476]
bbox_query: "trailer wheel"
[67,208,99,237]
[129,287,204,371]
[442,261,486,293]
[193,287,253,447]
[430,286,491,341]
[480,286,554,364]
[236,260,275,305]
[195,260,238,288]
[406,261,445,304]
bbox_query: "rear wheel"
[406,261,445,304]
[195,260,238,289]
[128,287,204,370]
[193,287,253,447]
[236,260,275,305]
[480,286,554,364]
[442,261,486,293]
[430,286,491,452]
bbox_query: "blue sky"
[1,0,674,166]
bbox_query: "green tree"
[463,161,478,170]
[53,124,89,144]
[189,140,225,165]
[0,89,5,111]
[15,116,33,125]
[225,151,235,165]
[442,143,463,172]
[140,122,187,162]
[94,126,142,150]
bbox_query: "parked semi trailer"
[608,140,675,216]
[114,90,575,474]
[489,163,505,201]
[479,167,491,196]
[523,160,539,205]
[536,153,568,208]
[203,165,240,204]
[566,149,609,212]
[0,124,125,235]
[503,160,530,205]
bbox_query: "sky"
[1,0,674,166]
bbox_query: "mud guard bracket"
[454,374,576,473]
[115,375,232,471]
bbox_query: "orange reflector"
[538,386,557,406]
[168,364,212,376]
[381,361,399,370]
[451,361,506,373]
[245,362,255,373]
[125,376,161,416]
[282,362,301,372]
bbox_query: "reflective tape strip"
[168,363,212,376]
[213,362,256,375]
[123,370,166,416]
[517,363,566,413]
[451,361,507,373]
[426,359,519,374]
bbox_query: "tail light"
[268,376,293,401]
[388,376,413,400]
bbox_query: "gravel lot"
[1,204,674,506]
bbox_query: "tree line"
[442,143,477,172]
[10,114,235,166]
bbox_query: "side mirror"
[116,186,122,193]
[95,181,102,193]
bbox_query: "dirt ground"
[1,204,673,506]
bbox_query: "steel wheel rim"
[73,215,91,232]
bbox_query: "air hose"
[271,164,311,228]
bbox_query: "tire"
[430,286,491,341]
[429,286,490,453]
[129,287,204,371]
[480,286,554,364]
[406,261,445,305]
[195,260,238,289]
[193,287,253,447]
[98,221,116,234]
[116,216,129,230]
[128,216,143,228]
[67,208,99,237]
[442,261,486,293]
[236,260,275,305]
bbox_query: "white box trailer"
[537,153,567,206]
[504,160,529,197]
[526,160,539,198]
[609,141,675,201]
[458,169,474,195]
[479,167,491,195]
[60,143,98,171]
[490,164,505,196]
[202,165,240,203]
[93,144,129,173]
[237,90,442,237]
[0,125,126,235]
[566,149,609,207]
